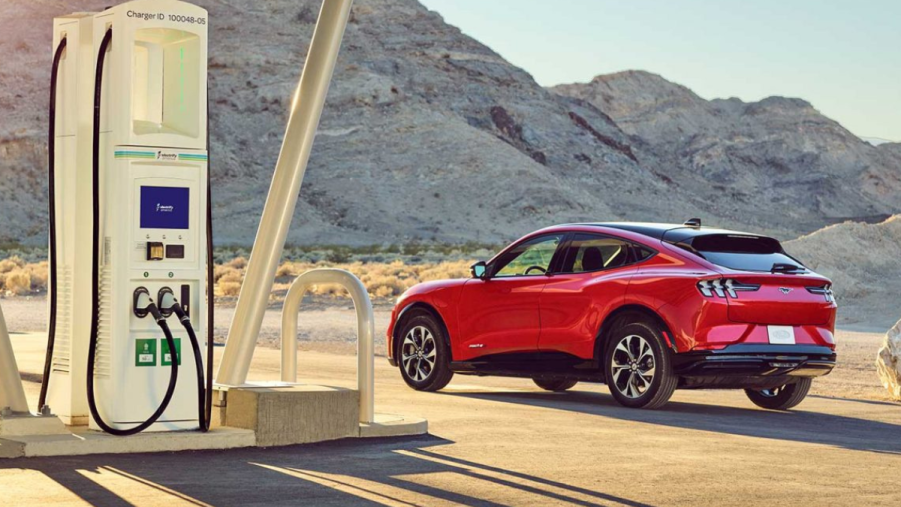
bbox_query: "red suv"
[387,221,837,409]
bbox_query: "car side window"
[560,234,633,274]
[493,234,564,277]
[636,246,656,261]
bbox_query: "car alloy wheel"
[757,387,782,398]
[610,334,656,399]
[604,322,676,409]
[402,325,437,382]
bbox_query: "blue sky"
[419,0,900,141]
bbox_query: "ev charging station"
[88,1,210,434]
[0,0,424,456]
[44,11,95,426]
[42,0,212,434]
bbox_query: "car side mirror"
[471,261,488,280]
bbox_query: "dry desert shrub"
[216,267,245,296]
[0,254,475,300]
[0,256,42,295]
[226,256,248,270]
[213,264,235,282]
[0,256,25,274]
[275,263,297,278]
[27,261,48,289]
[273,258,473,300]
[218,280,242,296]
[4,270,32,295]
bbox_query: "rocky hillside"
[1,0,899,248]
[552,71,901,236]
[785,215,901,330]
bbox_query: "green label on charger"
[161,338,182,366]
[135,339,157,367]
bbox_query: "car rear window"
[677,234,805,272]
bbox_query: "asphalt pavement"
[2,336,900,506]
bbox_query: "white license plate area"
[767,325,796,345]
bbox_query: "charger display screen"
[140,186,190,229]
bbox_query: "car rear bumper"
[673,344,835,388]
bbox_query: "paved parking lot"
[3,337,901,506]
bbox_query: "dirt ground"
[0,296,894,402]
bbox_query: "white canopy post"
[217,0,355,386]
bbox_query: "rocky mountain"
[785,215,901,330]
[552,71,901,235]
[1,0,899,248]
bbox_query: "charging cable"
[158,288,209,432]
[38,36,68,412]
[86,287,180,436]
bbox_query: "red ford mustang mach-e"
[386,221,837,409]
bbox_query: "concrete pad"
[0,413,68,437]
[218,384,360,447]
[0,426,255,459]
[7,332,430,460]
[359,413,427,438]
[0,438,25,459]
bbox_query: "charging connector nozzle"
[133,287,163,322]
[157,287,189,323]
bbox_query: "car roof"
[559,222,765,243]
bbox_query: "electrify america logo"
[156,203,175,213]
[156,151,178,161]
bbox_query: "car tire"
[604,321,677,409]
[744,378,812,410]
[533,378,578,392]
[397,314,454,392]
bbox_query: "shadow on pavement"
[0,435,653,507]
[442,389,901,454]
[807,394,899,407]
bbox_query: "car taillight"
[697,279,760,298]
[805,284,835,303]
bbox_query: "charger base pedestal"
[214,384,427,446]
[0,412,68,438]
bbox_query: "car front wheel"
[745,378,811,410]
[604,322,677,409]
[397,314,454,392]
[533,378,578,392]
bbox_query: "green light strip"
[179,47,186,113]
